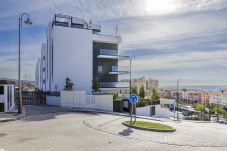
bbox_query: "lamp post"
[176,79,182,121]
[18,13,32,114]
[203,92,207,122]
[129,55,135,123]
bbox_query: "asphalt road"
[0,111,227,151]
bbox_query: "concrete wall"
[137,106,151,117]
[60,91,113,111]
[137,105,171,118]
[155,105,171,118]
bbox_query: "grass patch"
[125,121,174,131]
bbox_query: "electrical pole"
[176,79,182,121]
[203,92,206,122]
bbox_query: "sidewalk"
[0,108,25,123]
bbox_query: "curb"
[0,119,15,123]
[122,121,176,133]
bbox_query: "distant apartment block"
[120,77,158,96]
[209,90,227,106]
[35,14,129,94]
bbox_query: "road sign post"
[129,94,139,124]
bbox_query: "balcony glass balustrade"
[109,66,129,75]
[97,49,129,60]
[99,82,129,88]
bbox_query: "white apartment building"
[209,93,227,106]
[35,58,41,89]
[35,14,129,94]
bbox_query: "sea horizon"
[159,86,227,91]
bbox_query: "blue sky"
[0,0,227,86]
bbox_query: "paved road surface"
[0,110,227,151]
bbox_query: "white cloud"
[1,0,227,85]
[131,50,227,71]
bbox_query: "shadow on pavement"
[22,111,98,122]
[22,105,98,122]
[118,128,133,136]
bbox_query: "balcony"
[99,82,129,88]
[53,14,101,32]
[109,66,129,75]
[91,24,101,32]
[97,49,129,60]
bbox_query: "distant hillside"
[0,78,35,85]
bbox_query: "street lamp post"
[18,13,32,114]
[203,92,206,122]
[129,55,135,123]
[176,79,182,121]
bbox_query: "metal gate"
[16,91,46,105]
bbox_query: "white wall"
[155,105,171,118]
[52,26,93,94]
[0,85,15,112]
[137,106,151,117]
[60,91,113,111]
[137,105,171,118]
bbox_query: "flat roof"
[0,80,15,85]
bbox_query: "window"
[98,66,103,73]
[0,86,4,95]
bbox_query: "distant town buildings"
[159,89,216,105]
[209,89,227,106]
[132,77,158,96]
[120,77,158,96]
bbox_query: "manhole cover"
[0,133,7,137]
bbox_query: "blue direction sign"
[129,94,139,104]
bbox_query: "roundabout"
[0,106,227,151]
[83,113,227,148]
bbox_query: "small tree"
[92,76,99,92]
[113,93,118,100]
[195,103,205,112]
[212,105,227,116]
[64,77,74,91]
[139,84,145,99]
[151,87,160,101]
[131,85,138,95]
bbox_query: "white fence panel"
[60,91,74,107]
[85,95,95,109]
[60,91,113,111]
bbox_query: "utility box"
[0,80,15,112]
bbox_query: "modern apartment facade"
[35,14,129,94]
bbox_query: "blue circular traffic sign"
[129,94,139,104]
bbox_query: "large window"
[0,86,4,95]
